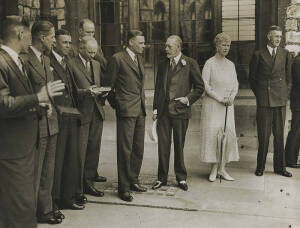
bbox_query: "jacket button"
[279,78,282,80]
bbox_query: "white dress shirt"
[30,46,43,63]
[1,45,23,71]
[267,45,277,57]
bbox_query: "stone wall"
[17,0,66,29]
[286,0,300,55]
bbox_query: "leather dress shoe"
[178,181,188,191]
[275,170,292,177]
[84,185,104,197]
[130,184,147,192]
[76,193,87,205]
[64,202,85,210]
[38,212,62,224]
[94,175,107,182]
[286,164,300,168]
[255,170,263,176]
[119,192,133,202]
[53,210,65,220]
[152,181,167,190]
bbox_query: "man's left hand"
[174,97,189,106]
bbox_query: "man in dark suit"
[50,29,85,216]
[105,30,147,202]
[249,25,292,177]
[152,35,204,191]
[21,20,63,224]
[284,54,300,168]
[70,18,107,89]
[0,16,64,228]
[70,36,106,198]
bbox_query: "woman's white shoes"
[218,171,235,181]
[208,165,218,182]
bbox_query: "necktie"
[272,48,276,62]
[61,57,66,70]
[86,60,90,73]
[133,55,138,67]
[17,56,25,73]
[170,58,176,71]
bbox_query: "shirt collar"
[126,47,136,62]
[1,45,19,65]
[52,50,64,65]
[267,45,277,56]
[171,52,182,65]
[30,46,43,62]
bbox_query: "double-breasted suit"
[105,49,146,193]
[153,54,204,183]
[50,51,80,207]
[21,47,58,217]
[285,54,300,165]
[249,46,292,173]
[0,47,38,228]
[69,55,105,193]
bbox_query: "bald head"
[79,19,95,38]
[165,35,182,59]
[79,36,98,61]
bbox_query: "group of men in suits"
[0,16,108,227]
[1,14,299,228]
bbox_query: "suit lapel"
[123,51,140,76]
[0,49,32,93]
[75,56,93,85]
[50,53,66,81]
[261,47,274,71]
[27,48,47,81]
[173,55,185,75]
[272,47,284,73]
[137,55,144,80]
[162,59,169,94]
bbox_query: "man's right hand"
[152,114,157,121]
[37,80,65,103]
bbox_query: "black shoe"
[130,184,147,192]
[84,185,104,197]
[53,210,65,220]
[76,193,87,205]
[178,181,188,191]
[286,164,300,168]
[152,181,167,190]
[38,212,62,224]
[118,192,133,202]
[94,175,107,182]
[275,170,292,177]
[255,170,264,176]
[63,202,85,210]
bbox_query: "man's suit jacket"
[21,47,59,137]
[71,43,107,74]
[290,54,300,111]
[49,53,77,108]
[69,55,105,124]
[105,50,146,117]
[153,55,204,119]
[249,47,292,107]
[0,49,39,159]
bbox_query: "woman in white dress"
[199,33,239,182]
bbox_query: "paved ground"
[39,116,300,228]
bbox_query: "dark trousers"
[0,146,37,228]
[35,134,57,216]
[285,110,300,165]
[256,106,286,172]
[117,115,145,193]
[52,117,79,207]
[78,110,103,193]
[157,113,189,183]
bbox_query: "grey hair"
[79,36,97,48]
[168,35,182,48]
[214,33,231,46]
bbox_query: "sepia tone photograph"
[0,0,299,227]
